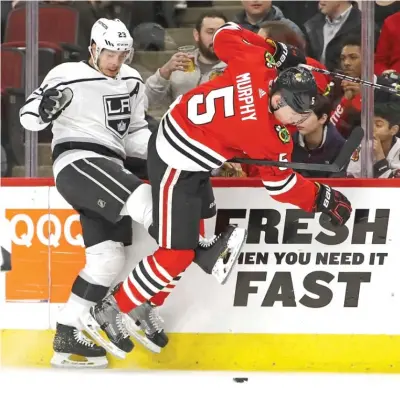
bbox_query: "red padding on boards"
[2,177,400,188]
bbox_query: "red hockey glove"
[266,39,306,71]
[313,183,352,226]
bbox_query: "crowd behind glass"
[1,0,400,179]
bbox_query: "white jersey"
[20,61,151,178]
[347,137,400,178]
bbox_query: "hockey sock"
[148,271,185,306]
[114,247,195,313]
[149,219,206,306]
[199,219,205,238]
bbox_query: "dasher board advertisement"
[1,178,400,372]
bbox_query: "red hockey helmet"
[270,66,318,114]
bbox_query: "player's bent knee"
[83,240,126,287]
[154,247,195,276]
[120,183,153,229]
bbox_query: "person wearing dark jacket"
[304,1,379,72]
[233,0,303,37]
[273,1,319,34]
[292,94,346,178]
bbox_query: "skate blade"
[50,352,108,369]
[212,227,247,285]
[80,312,127,360]
[122,314,162,354]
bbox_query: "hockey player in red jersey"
[80,22,352,357]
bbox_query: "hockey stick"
[299,63,400,96]
[230,126,364,172]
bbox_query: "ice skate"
[80,293,134,359]
[195,224,247,284]
[51,323,108,368]
[123,301,168,353]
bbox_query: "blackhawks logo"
[264,51,276,68]
[275,125,290,144]
[294,73,303,82]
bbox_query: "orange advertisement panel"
[5,209,85,303]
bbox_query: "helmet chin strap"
[88,45,102,74]
[88,45,132,77]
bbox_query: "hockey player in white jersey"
[20,17,244,368]
[19,18,169,368]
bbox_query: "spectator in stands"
[292,94,346,178]
[347,100,400,178]
[257,20,333,96]
[145,11,228,109]
[234,1,303,38]
[330,35,363,138]
[374,11,400,75]
[272,1,319,34]
[241,94,346,178]
[304,1,379,72]
[375,1,400,31]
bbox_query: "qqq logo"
[5,209,86,303]
[6,210,84,248]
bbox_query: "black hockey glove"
[39,87,73,123]
[313,183,352,226]
[266,39,307,71]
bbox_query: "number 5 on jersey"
[187,87,235,125]
[279,153,288,171]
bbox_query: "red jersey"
[156,22,317,212]
[330,94,361,138]
[375,12,400,75]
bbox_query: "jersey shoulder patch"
[274,125,290,144]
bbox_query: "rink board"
[2,178,400,372]
[3,330,400,372]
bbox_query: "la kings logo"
[103,94,131,138]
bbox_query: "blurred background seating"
[1,1,399,179]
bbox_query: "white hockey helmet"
[89,18,134,71]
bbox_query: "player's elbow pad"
[213,22,242,45]
[20,110,50,132]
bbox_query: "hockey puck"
[233,378,248,383]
